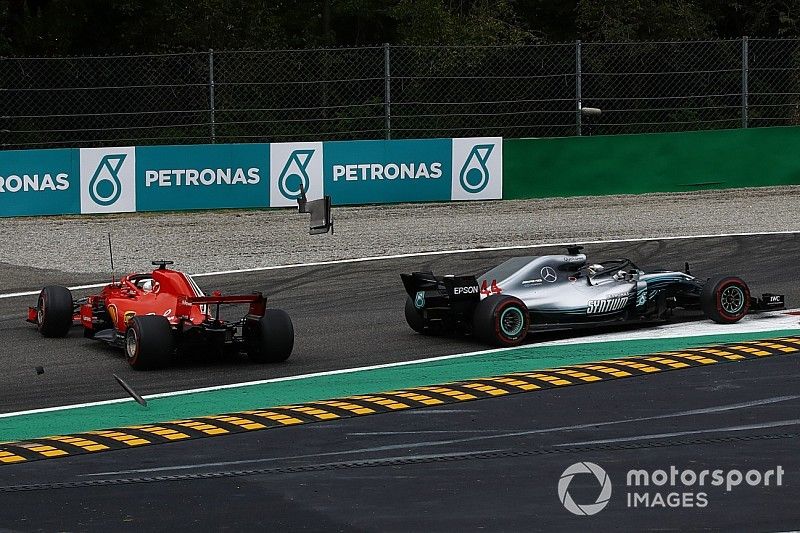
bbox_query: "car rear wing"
[180,293,267,317]
[401,272,481,307]
[297,190,333,235]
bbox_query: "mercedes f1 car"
[401,246,785,347]
[27,194,334,370]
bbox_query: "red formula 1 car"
[28,261,294,370]
[27,194,334,370]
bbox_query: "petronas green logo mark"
[415,291,425,309]
[89,154,126,206]
[459,144,494,194]
[279,149,314,200]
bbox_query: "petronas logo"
[415,291,425,309]
[89,154,126,206]
[636,289,648,306]
[459,144,494,194]
[278,149,314,200]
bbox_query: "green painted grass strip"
[2,328,798,441]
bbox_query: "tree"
[391,0,536,45]
[704,0,800,37]
[6,0,800,56]
[577,0,713,41]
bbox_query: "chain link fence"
[2,38,800,150]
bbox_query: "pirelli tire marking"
[1,336,799,465]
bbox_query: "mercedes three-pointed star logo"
[541,266,557,283]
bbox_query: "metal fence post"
[741,36,748,129]
[576,40,582,136]
[384,43,391,140]
[209,49,216,143]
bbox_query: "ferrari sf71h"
[402,246,785,347]
[27,194,333,369]
[28,261,297,370]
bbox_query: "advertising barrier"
[136,144,268,212]
[81,147,136,214]
[503,126,800,199]
[0,137,503,216]
[270,142,324,208]
[323,138,451,205]
[4,126,799,217]
[0,148,79,217]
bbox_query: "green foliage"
[4,0,800,56]
[391,0,537,45]
[577,0,713,41]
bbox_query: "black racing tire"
[472,294,530,347]
[404,297,442,336]
[701,275,751,324]
[125,315,175,370]
[246,309,294,363]
[36,286,73,338]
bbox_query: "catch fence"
[2,38,799,149]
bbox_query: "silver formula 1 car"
[401,246,785,346]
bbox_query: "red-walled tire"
[472,294,530,347]
[701,275,751,324]
[37,286,73,338]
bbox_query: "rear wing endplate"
[297,190,333,235]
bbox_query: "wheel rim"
[499,307,525,337]
[37,295,45,326]
[125,329,138,360]
[720,286,745,314]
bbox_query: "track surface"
[2,234,799,530]
[1,351,798,530]
[2,233,800,413]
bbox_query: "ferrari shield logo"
[415,291,425,309]
[107,304,118,325]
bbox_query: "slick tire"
[126,315,175,370]
[472,294,530,347]
[246,309,294,363]
[404,297,442,336]
[701,275,751,324]
[37,285,73,338]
